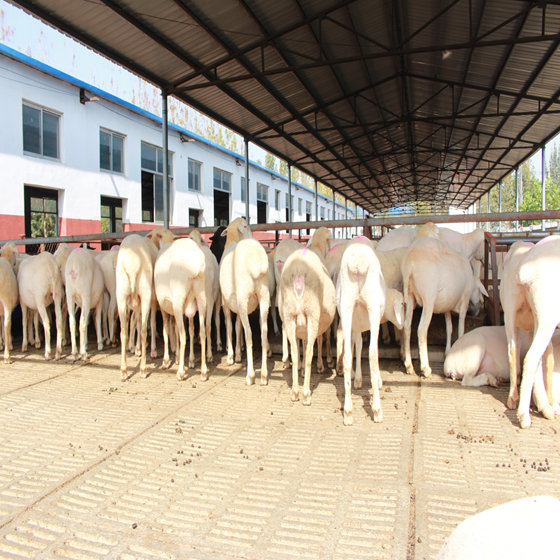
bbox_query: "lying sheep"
[279,247,336,405]
[219,218,270,385]
[155,237,207,381]
[18,252,64,360]
[65,247,105,360]
[336,239,386,425]
[0,255,18,363]
[116,234,158,380]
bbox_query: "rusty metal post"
[515,167,519,231]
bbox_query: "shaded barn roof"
[10,0,560,213]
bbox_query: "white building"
[0,44,356,245]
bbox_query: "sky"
[1,0,557,186]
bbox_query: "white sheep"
[17,252,64,360]
[502,236,560,428]
[0,254,18,363]
[336,239,386,425]
[401,234,488,378]
[116,234,158,380]
[278,247,336,405]
[154,237,208,381]
[273,237,304,366]
[219,218,270,385]
[65,247,105,360]
[189,230,222,360]
[95,246,119,346]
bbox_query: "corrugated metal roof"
[9,0,560,213]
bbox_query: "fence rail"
[1,210,559,246]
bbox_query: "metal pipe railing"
[1,210,559,246]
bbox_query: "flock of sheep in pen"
[0,218,559,429]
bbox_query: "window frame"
[24,185,59,250]
[188,158,202,192]
[140,141,173,224]
[22,102,60,160]
[213,167,232,193]
[100,128,125,174]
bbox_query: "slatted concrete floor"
[0,345,559,559]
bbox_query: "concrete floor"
[0,339,558,559]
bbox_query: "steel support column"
[162,90,169,229]
[542,146,546,231]
[288,164,292,238]
[245,138,250,224]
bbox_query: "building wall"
[0,48,355,241]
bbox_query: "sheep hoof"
[200,371,208,382]
[21,344,27,353]
[98,343,103,351]
[541,404,555,420]
[235,353,242,363]
[120,370,128,381]
[207,353,213,363]
[188,359,195,369]
[405,364,416,376]
[111,340,117,348]
[3,357,13,365]
[343,410,353,426]
[151,350,157,359]
[327,359,334,368]
[507,396,519,410]
[291,389,299,402]
[518,413,531,429]
[302,391,312,406]
[282,360,290,370]
[317,363,325,374]
[35,342,41,349]
[176,370,186,381]
[373,408,383,423]
[44,352,52,361]
[226,354,234,365]
[216,343,222,352]
[353,378,363,390]
[488,375,499,388]
[246,374,255,386]
[260,376,268,386]
[421,367,432,378]
[135,349,142,358]
[162,358,171,369]
[141,369,149,379]
[54,352,61,361]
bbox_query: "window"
[257,183,268,202]
[320,206,325,220]
[22,103,59,159]
[141,142,173,223]
[100,196,123,250]
[298,197,302,215]
[213,168,231,192]
[275,189,280,211]
[189,208,201,227]
[241,177,247,203]
[188,159,201,191]
[24,186,58,252]
[306,201,312,215]
[100,129,124,173]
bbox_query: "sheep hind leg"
[302,320,318,406]
[37,301,52,360]
[403,294,416,375]
[33,310,40,349]
[235,315,243,364]
[150,299,158,359]
[258,292,269,385]
[518,323,556,428]
[223,306,234,365]
[174,308,187,381]
[417,303,434,378]
[353,331,363,389]
[286,321,299,402]
[3,308,13,363]
[188,317,195,369]
[239,307,255,385]
[197,296,208,381]
[368,310,383,422]
[21,304,29,353]
[317,333,325,373]
[95,299,103,351]
[161,311,172,369]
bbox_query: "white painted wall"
[0,51,354,231]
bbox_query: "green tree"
[548,144,560,185]
[264,153,276,171]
